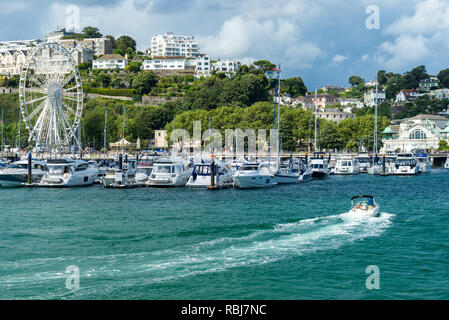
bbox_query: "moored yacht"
[445,156,449,169]
[0,159,46,187]
[186,159,234,189]
[147,159,192,187]
[334,156,360,175]
[355,154,372,173]
[393,153,419,175]
[310,153,330,179]
[39,158,98,187]
[234,162,277,188]
[274,160,300,184]
[414,151,432,173]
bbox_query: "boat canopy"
[351,195,374,201]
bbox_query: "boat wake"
[0,211,394,298]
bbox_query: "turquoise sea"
[1,170,448,300]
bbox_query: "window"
[409,129,427,140]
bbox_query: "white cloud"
[378,0,449,71]
[332,54,348,63]
[197,15,323,69]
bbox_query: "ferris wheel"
[19,42,83,150]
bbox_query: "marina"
[1,169,448,299]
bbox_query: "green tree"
[116,35,136,53]
[437,68,449,88]
[349,75,364,87]
[280,77,307,97]
[132,71,158,95]
[82,26,102,38]
[253,60,276,72]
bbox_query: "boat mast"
[121,105,125,154]
[1,107,3,151]
[269,67,280,165]
[374,77,378,155]
[314,88,318,152]
[18,107,21,152]
[104,110,107,159]
[277,65,281,167]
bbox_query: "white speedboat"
[414,152,432,173]
[310,153,330,179]
[234,163,277,188]
[147,159,192,187]
[445,157,449,169]
[39,158,98,187]
[274,160,299,184]
[334,156,360,175]
[186,159,234,189]
[393,153,419,175]
[349,195,379,217]
[0,160,46,187]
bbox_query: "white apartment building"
[93,54,128,69]
[194,55,211,78]
[363,89,386,106]
[151,32,200,58]
[143,57,186,70]
[0,39,42,52]
[212,59,239,77]
[45,28,75,43]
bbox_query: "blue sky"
[1,0,448,90]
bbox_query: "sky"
[1,0,448,90]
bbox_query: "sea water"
[0,170,448,299]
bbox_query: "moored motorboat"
[38,158,98,187]
[234,162,277,188]
[334,156,360,175]
[186,158,234,189]
[147,159,192,187]
[393,153,419,175]
[310,153,330,179]
[0,159,46,187]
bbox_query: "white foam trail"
[1,211,394,298]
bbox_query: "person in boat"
[367,197,374,207]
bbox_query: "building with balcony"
[143,56,187,70]
[212,59,239,77]
[58,38,112,56]
[430,88,449,100]
[93,54,128,69]
[150,32,200,58]
[419,76,440,92]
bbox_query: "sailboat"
[367,78,388,175]
[270,66,299,184]
[310,89,329,179]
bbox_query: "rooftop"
[95,54,126,61]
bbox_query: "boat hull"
[234,175,277,188]
[311,170,328,179]
[349,206,380,217]
[274,174,299,184]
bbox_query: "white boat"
[310,153,330,179]
[0,159,46,187]
[147,159,192,187]
[274,160,300,184]
[99,158,137,187]
[334,156,360,175]
[186,159,234,189]
[414,151,432,173]
[393,153,419,175]
[349,195,380,217]
[234,163,277,188]
[445,156,449,169]
[39,158,98,187]
[355,154,372,173]
[299,162,313,182]
[135,162,153,184]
